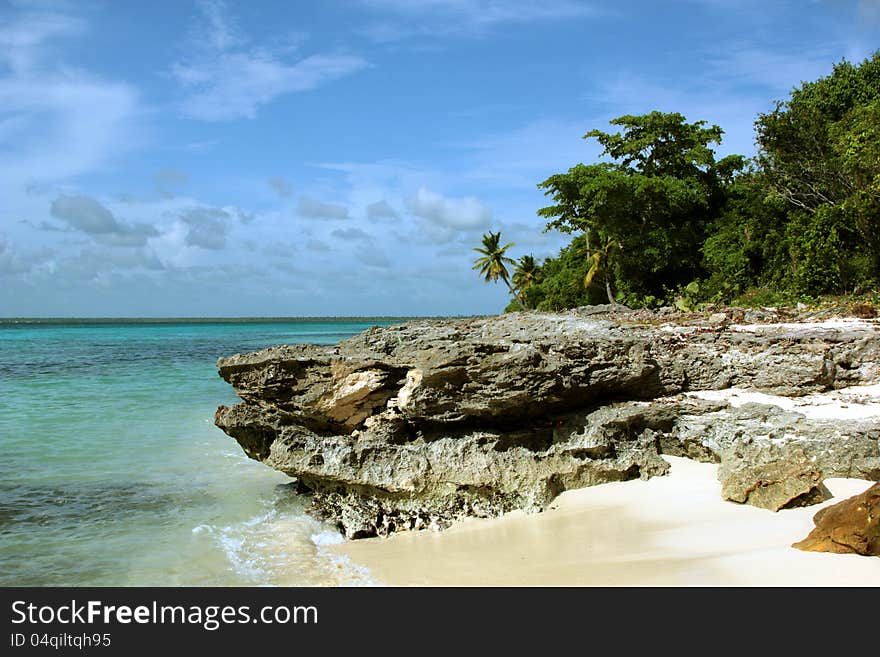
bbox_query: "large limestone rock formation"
[214,306,880,538]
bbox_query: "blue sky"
[1,0,878,317]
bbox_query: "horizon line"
[0,314,481,322]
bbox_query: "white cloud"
[312,157,557,251]
[171,2,367,120]
[298,196,349,219]
[192,0,244,52]
[366,199,399,219]
[179,207,231,250]
[49,195,159,247]
[172,52,367,121]
[0,5,140,186]
[0,7,85,73]
[73,246,165,272]
[0,76,139,182]
[312,160,448,222]
[359,0,602,41]
[405,187,492,230]
[50,195,118,233]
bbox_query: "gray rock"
[718,440,831,510]
[214,309,880,537]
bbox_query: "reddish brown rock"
[793,483,880,556]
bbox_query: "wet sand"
[331,457,880,586]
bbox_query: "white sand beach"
[331,456,880,586]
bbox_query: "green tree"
[473,231,524,309]
[833,97,880,280]
[512,255,541,308]
[701,171,790,299]
[521,234,606,311]
[754,51,880,293]
[537,111,745,307]
[756,52,880,214]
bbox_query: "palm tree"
[512,254,540,308]
[579,231,619,305]
[472,231,524,309]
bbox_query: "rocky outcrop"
[214,306,880,538]
[793,483,880,556]
[718,441,831,511]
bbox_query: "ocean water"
[0,319,401,586]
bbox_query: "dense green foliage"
[700,170,790,298]
[754,52,880,296]
[478,51,880,311]
[533,112,745,307]
[505,234,600,312]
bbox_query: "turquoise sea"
[0,318,402,586]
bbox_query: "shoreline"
[330,456,880,586]
[217,308,880,544]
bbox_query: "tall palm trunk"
[504,278,526,310]
[604,273,616,305]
